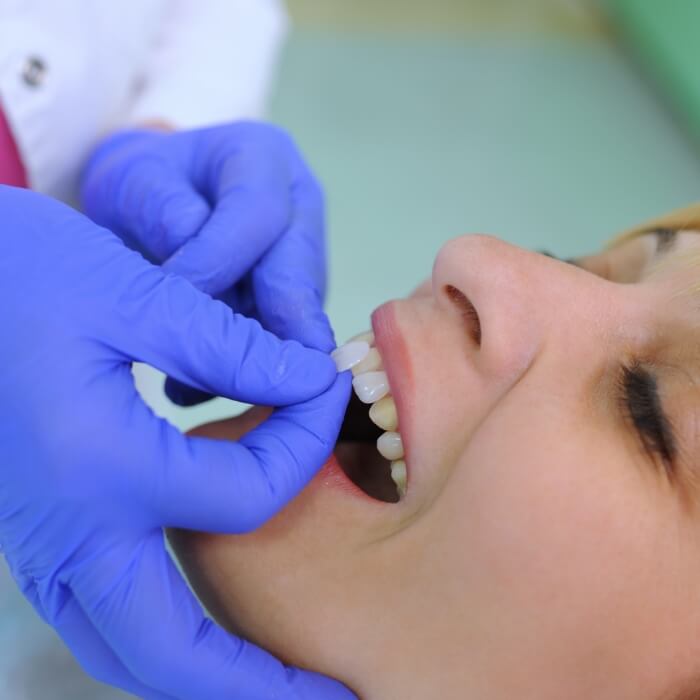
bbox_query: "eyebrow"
[652,228,678,256]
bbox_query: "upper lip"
[371,301,415,486]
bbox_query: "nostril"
[445,285,481,345]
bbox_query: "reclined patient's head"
[171,209,700,700]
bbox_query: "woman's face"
[171,229,700,700]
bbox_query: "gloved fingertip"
[288,309,337,354]
[257,293,336,353]
[305,315,337,354]
[278,343,339,403]
[164,376,214,407]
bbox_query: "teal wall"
[143,25,700,432]
[604,0,700,147]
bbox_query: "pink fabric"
[0,104,27,187]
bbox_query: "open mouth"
[332,332,406,504]
[336,391,400,503]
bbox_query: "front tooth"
[347,330,375,346]
[377,431,404,461]
[391,460,407,498]
[352,371,389,404]
[331,341,370,372]
[369,395,398,431]
[351,347,383,376]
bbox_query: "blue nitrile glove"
[0,186,354,700]
[81,121,332,407]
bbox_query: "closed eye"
[619,363,677,476]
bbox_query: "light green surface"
[603,0,700,147]
[144,29,700,431]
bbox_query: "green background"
[603,0,700,146]
[140,0,700,433]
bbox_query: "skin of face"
[170,230,700,700]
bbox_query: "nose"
[431,234,613,383]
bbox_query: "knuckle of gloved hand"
[155,191,208,252]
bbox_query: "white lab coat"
[0,0,288,204]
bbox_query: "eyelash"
[618,363,675,476]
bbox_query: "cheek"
[461,434,637,609]
[430,398,692,691]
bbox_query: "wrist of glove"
[0,186,354,700]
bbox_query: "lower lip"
[313,453,389,505]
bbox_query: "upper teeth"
[369,395,398,431]
[352,371,389,404]
[331,340,371,372]
[333,331,407,499]
[377,431,404,461]
[351,347,383,375]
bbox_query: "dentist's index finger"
[102,258,338,407]
[252,165,334,352]
[150,372,351,534]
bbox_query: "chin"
[169,482,343,669]
[167,404,397,697]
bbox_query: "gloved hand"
[0,186,354,700]
[81,121,331,407]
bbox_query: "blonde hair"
[599,204,700,298]
[606,203,700,250]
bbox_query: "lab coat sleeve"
[127,0,289,128]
